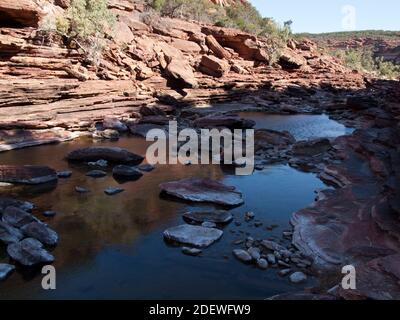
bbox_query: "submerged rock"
[0,165,57,185]
[160,178,244,207]
[163,224,223,248]
[7,238,54,266]
[42,210,56,217]
[2,206,37,228]
[57,171,72,178]
[67,147,143,165]
[86,170,107,178]
[183,210,233,225]
[104,187,124,196]
[0,221,24,244]
[138,164,155,172]
[20,221,58,246]
[75,186,90,193]
[182,247,202,256]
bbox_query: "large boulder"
[205,35,232,59]
[155,42,198,88]
[7,238,54,266]
[66,147,143,165]
[163,224,223,248]
[199,55,230,78]
[279,48,307,69]
[0,165,57,185]
[165,59,198,88]
[160,178,244,206]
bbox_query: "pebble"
[138,164,155,172]
[43,211,56,217]
[104,187,124,196]
[86,170,107,178]
[232,249,252,263]
[245,211,255,221]
[88,159,108,167]
[289,271,308,284]
[57,171,72,178]
[266,253,276,265]
[75,186,90,193]
[182,247,202,256]
[248,247,261,260]
[256,258,269,270]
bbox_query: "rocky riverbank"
[0,0,400,300]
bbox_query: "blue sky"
[249,0,400,33]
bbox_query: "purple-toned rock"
[20,221,59,246]
[0,198,34,212]
[7,238,54,266]
[0,165,57,185]
[160,178,244,206]
[67,147,143,165]
[2,206,37,228]
[163,224,223,248]
[0,221,23,244]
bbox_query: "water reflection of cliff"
[0,137,224,270]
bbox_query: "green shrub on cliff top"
[334,48,400,79]
[56,0,116,65]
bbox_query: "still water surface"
[0,114,347,299]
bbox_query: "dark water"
[0,114,346,300]
[239,112,353,140]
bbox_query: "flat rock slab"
[7,238,55,266]
[160,178,244,207]
[0,221,24,244]
[0,197,34,212]
[67,147,143,165]
[20,221,59,246]
[2,206,37,228]
[183,210,233,224]
[163,224,223,248]
[0,165,57,185]
[0,263,15,281]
